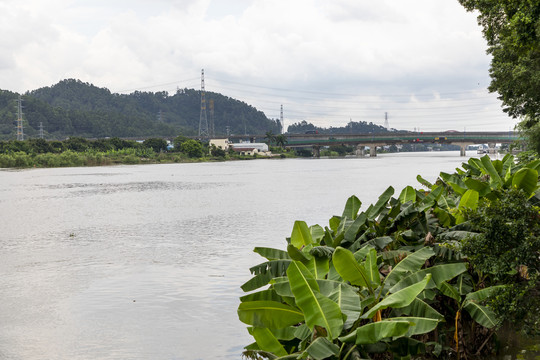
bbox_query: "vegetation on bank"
[238,154,539,359]
[0,136,294,169]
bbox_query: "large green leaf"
[238,300,304,328]
[465,285,506,302]
[306,256,329,279]
[287,244,309,262]
[332,247,372,290]
[339,321,411,345]
[437,281,460,302]
[384,247,435,288]
[241,260,292,292]
[250,327,288,357]
[399,186,417,204]
[342,195,362,220]
[290,220,313,248]
[512,167,538,196]
[463,302,498,328]
[458,189,479,210]
[364,248,381,286]
[364,274,432,319]
[287,261,344,339]
[240,289,282,303]
[399,297,444,320]
[480,155,503,188]
[464,178,491,197]
[389,263,467,293]
[254,247,291,260]
[416,174,433,188]
[366,186,394,220]
[303,337,340,360]
[328,283,362,329]
[385,317,440,336]
[310,225,326,244]
[343,213,367,243]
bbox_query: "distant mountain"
[0,79,281,140]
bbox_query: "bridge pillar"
[355,145,365,157]
[370,146,377,157]
[313,146,320,158]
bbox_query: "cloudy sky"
[1,0,518,132]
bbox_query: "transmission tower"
[209,99,215,138]
[198,69,209,138]
[280,105,284,134]
[39,122,44,139]
[384,112,389,129]
[16,95,24,140]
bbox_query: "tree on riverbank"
[458,0,540,151]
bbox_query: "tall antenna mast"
[384,112,389,129]
[198,69,209,138]
[280,104,284,134]
[16,95,24,140]
[209,99,215,138]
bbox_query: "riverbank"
[0,148,296,169]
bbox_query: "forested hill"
[287,119,391,134]
[0,79,280,140]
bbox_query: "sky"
[0,0,519,132]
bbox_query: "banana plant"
[238,154,538,359]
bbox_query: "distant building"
[209,138,232,151]
[231,142,271,156]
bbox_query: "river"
[0,152,484,359]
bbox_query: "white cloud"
[0,0,517,131]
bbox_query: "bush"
[180,139,204,158]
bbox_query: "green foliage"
[180,139,204,158]
[287,120,389,135]
[238,154,540,359]
[0,79,281,140]
[143,138,168,152]
[458,0,540,130]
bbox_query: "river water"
[0,152,481,360]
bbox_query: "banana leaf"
[463,301,498,328]
[458,189,479,210]
[241,260,292,292]
[332,247,372,290]
[302,337,340,360]
[287,261,344,339]
[290,220,313,248]
[238,300,304,328]
[385,316,440,336]
[399,186,417,204]
[363,274,432,319]
[366,186,394,220]
[250,327,288,357]
[328,283,363,329]
[384,247,435,288]
[254,247,291,260]
[339,320,411,345]
[342,195,362,220]
[512,167,538,196]
[389,263,467,293]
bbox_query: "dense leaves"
[238,154,540,359]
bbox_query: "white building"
[209,138,232,151]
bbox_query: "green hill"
[0,79,281,140]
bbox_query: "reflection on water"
[1,153,508,359]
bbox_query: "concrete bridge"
[278,131,519,157]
